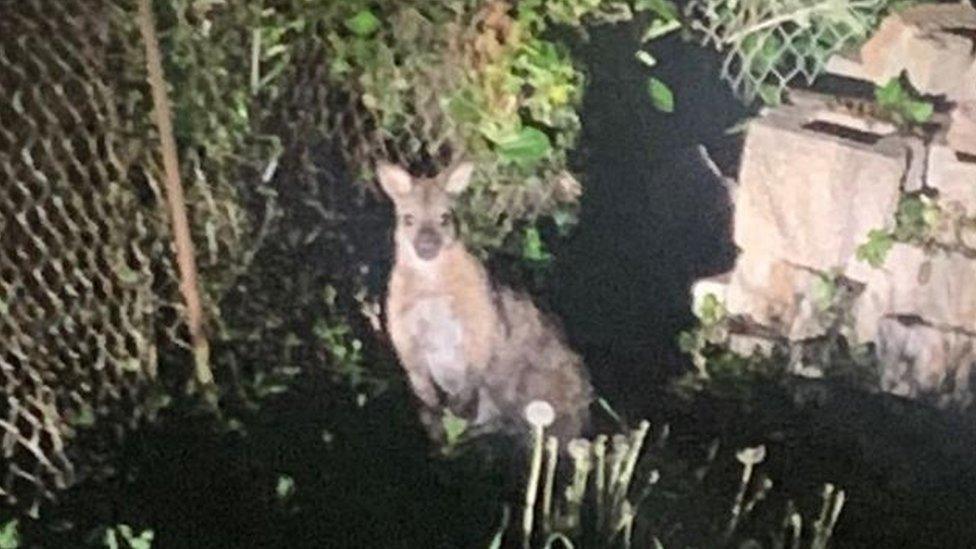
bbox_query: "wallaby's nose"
[413,225,443,260]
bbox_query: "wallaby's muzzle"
[413,225,443,260]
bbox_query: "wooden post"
[136,0,213,389]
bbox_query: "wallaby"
[377,161,592,446]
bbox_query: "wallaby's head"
[376,161,474,264]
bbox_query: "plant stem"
[523,423,546,549]
[541,436,559,534]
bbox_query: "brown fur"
[378,161,592,444]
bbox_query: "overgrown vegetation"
[507,416,846,548]
[5,0,944,546]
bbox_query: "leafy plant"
[678,293,731,378]
[96,524,154,549]
[646,77,675,113]
[441,410,471,453]
[313,285,388,403]
[857,194,941,267]
[874,76,933,128]
[856,229,894,268]
[503,417,847,548]
[0,519,19,549]
[275,474,296,501]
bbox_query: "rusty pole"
[136,0,213,389]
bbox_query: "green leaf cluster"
[856,195,941,268]
[98,524,154,549]
[874,77,933,128]
[313,285,388,403]
[0,519,19,549]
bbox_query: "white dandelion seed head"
[524,400,555,428]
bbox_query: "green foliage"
[0,519,19,549]
[441,410,471,451]
[874,77,933,128]
[97,524,154,549]
[509,421,846,548]
[856,229,894,268]
[314,285,388,403]
[316,0,683,259]
[857,194,941,267]
[521,226,553,264]
[678,273,878,395]
[275,474,296,501]
[892,194,941,242]
[344,10,382,36]
[678,293,731,378]
[646,77,674,113]
[318,0,598,255]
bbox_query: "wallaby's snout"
[413,225,443,260]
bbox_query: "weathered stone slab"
[851,244,976,342]
[876,317,976,409]
[947,101,976,157]
[735,108,904,273]
[724,252,830,340]
[728,333,777,357]
[927,144,976,215]
[826,4,976,102]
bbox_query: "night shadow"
[550,23,751,417]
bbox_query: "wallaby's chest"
[400,295,468,394]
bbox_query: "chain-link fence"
[0,0,250,512]
[685,0,885,102]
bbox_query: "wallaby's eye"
[403,214,415,227]
[440,213,451,226]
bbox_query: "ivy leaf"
[677,330,700,353]
[647,77,674,113]
[856,229,894,268]
[642,19,682,42]
[495,127,552,164]
[344,10,381,37]
[521,226,551,263]
[276,474,296,501]
[0,519,20,549]
[906,99,933,124]
[812,275,837,312]
[874,78,903,107]
[442,410,469,446]
[634,0,679,20]
[635,50,657,68]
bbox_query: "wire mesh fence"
[685,0,885,102]
[0,0,235,512]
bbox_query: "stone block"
[851,244,976,342]
[724,252,830,340]
[728,333,778,357]
[947,101,976,157]
[927,143,976,215]
[735,107,904,273]
[876,317,976,409]
[826,4,976,102]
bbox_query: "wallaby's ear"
[376,162,413,198]
[443,162,474,195]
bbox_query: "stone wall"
[693,3,976,408]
